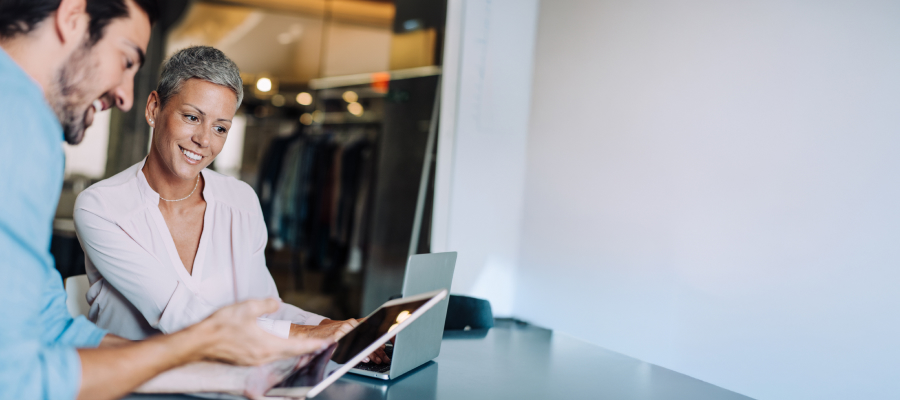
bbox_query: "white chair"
[65,274,91,318]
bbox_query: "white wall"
[432,0,540,316]
[516,1,900,399]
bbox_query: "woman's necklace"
[159,175,200,202]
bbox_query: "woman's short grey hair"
[157,46,243,109]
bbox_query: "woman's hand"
[290,318,359,341]
[192,298,330,366]
[290,319,391,364]
[360,344,390,365]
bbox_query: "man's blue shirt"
[0,47,107,399]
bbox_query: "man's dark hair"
[0,0,159,44]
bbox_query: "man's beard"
[48,39,99,145]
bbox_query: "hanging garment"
[257,133,301,229]
[259,130,376,274]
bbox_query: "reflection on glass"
[317,362,439,400]
[396,310,410,323]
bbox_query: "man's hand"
[194,299,330,366]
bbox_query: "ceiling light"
[348,102,364,116]
[299,113,313,125]
[256,78,272,92]
[342,91,359,103]
[271,94,285,107]
[296,92,313,106]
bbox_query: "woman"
[74,46,387,364]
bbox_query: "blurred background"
[55,0,446,321]
[52,1,900,399]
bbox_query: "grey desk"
[126,320,751,400]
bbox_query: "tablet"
[266,289,448,398]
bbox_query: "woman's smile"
[179,145,204,164]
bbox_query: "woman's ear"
[54,0,89,48]
[146,91,160,127]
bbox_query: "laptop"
[348,252,457,380]
[266,289,448,399]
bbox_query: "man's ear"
[54,0,89,47]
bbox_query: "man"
[0,1,327,399]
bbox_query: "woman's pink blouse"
[73,160,324,340]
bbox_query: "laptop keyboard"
[354,362,391,373]
[353,344,393,373]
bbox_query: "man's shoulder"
[0,61,60,145]
[0,62,51,114]
[0,59,64,245]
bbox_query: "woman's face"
[149,78,237,180]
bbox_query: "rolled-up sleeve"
[41,267,107,347]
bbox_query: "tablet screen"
[273,296,433,392]
[331,297,430,364]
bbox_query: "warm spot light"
[347,102,364,116]
[388,323,399,333]
[296,92,313,106]
[271,94,285,107]
[342,90,359,103]
[299,113,313,125]
[396,310,410,323]
[256,78,272,92]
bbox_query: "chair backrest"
[65,274,91,318]
[444,295,494,330]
